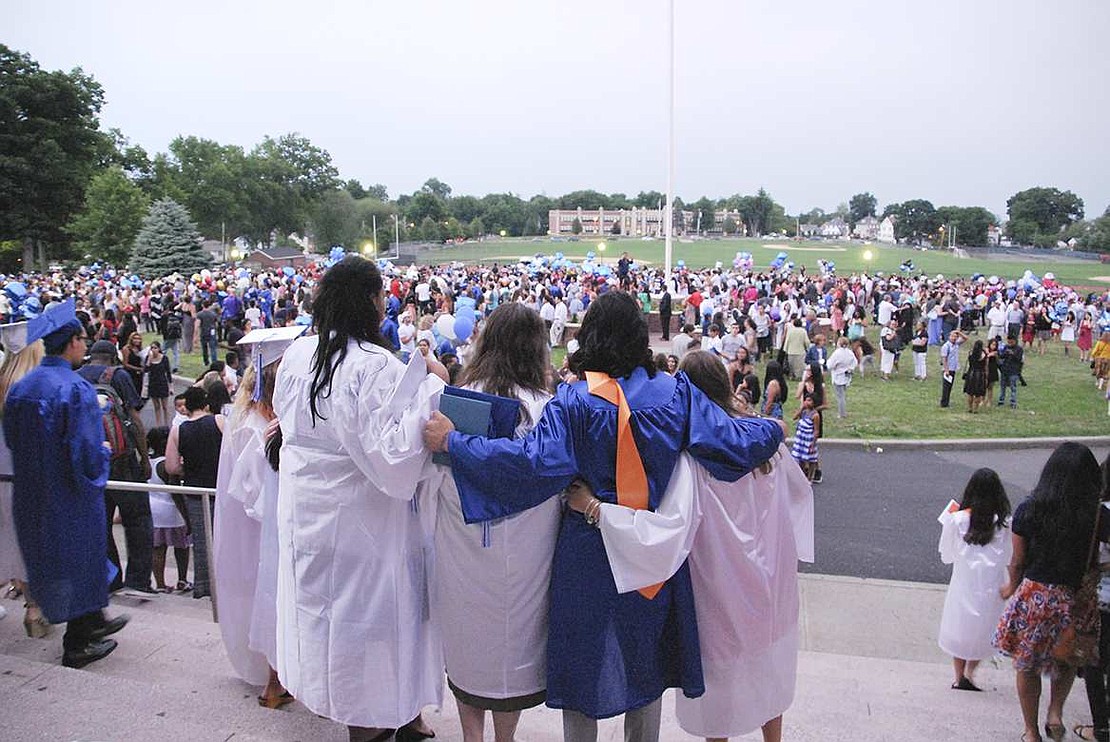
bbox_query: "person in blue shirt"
[380,309,400,353]
[3,301,130,668]
[424,292,784,742]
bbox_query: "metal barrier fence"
[0,475,219,623]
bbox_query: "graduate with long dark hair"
[272,256,448,742]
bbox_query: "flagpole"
[664,0,675,290]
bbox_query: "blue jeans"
[998,374,1019,407]
[163,338,180,371]
[201,333,218,366]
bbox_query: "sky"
[7,0,1110,220]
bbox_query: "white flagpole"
[664,0,675,290]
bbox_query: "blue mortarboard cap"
[26,299,81,351]
[437,340,456,358]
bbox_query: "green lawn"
[420,237,1110,290]
[780,335,1107,439]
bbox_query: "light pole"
[663,0,676,290]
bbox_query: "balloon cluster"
[2,282,40,319]
[733,252,753,271]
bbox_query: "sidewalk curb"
[816,435,1110,451]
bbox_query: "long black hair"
[959,468,1011,546]
[805,361,825,407]
[568,291,654,379]
[1024,441,1101,575]
[763,360,788,402]
[457,302,549,425]
[309,256,390,423]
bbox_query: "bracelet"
[583,498,602,527]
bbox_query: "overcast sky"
[7,0,1109,219]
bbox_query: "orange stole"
[585,371,663,600]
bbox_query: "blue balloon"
[677,260,685,268]
[454,315,475,342]
[456,306,476,322]
[4,282,27,298]
[282,266,296,278]
[294,275,304,284]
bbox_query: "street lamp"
[230,248,241,262]
[499,230,507,238]
[361,241,376,257]
[862,249,873,263]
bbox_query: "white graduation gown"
[597,445,814,738]
[432,388,560,702]
[213,408,272,687]
[937,509,1011,661]
[0,426,27,583]
[272,337,445,728]
[249,445,281,669]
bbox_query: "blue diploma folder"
[432,386,520,465]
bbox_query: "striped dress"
[791,410,818,464]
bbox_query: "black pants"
[105,488,153,591]
[1083,611,1110,742]
[940,373,954,407]
[660,312,671,340]
[63,610,104,651]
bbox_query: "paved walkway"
[0,573,1095,741]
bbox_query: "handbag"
[1053,509,1102,667]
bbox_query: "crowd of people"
[1,249,1109,740]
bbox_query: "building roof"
[253,246,305,260]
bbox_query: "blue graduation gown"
[3,356,110,623]
[448,368,784,719]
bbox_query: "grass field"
[418,237,1110,290]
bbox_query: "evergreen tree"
[130,198,210,277]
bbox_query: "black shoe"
[812,470,823,484]
[62,638,118,669]
[89,614,129,641]
[118,585,159,598]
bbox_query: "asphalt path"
[801,444,1110,584]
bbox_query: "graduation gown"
[272,337,445,728]
[2,356,110,623]
[447,368,784,719]
[595,448,813,738]
[432,388,560,703]
[213,408,272,686]
[937,509,1011,661]
[0,426,28,582]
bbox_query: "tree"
[1082,206,1110,253]
[130,198,210,277]
[419,216,442,242]
[610,219,622,235]
[633,191,664,208]
[0,44,108,269]
[449,195,484,224]
[733,188,778,237]
[936,205,997,247]
[885,199,941,245]
[421,177,452,200]
[406,190,447,226]
[311,189,361,249]
[722,216,738,235]
[1006,187,1085,247]
[559,190,612,209]
[848,193,877,226]
[158,136,252,240]
[344,179,367,200]
[66,166,150,265]
[524,195,554,236]
[692,197,716,234]
[571,217,583,235]
[365,183,389,202]
[468,216,485,238]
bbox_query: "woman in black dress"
[962,340,988,413]
[984,338,1000,410]
[165,386,225,599]
[145,341,172,428]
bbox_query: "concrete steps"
[0,580,1099,741]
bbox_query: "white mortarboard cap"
[237,325,307,368]
[237,325,307,402]
[0,321,29,355]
